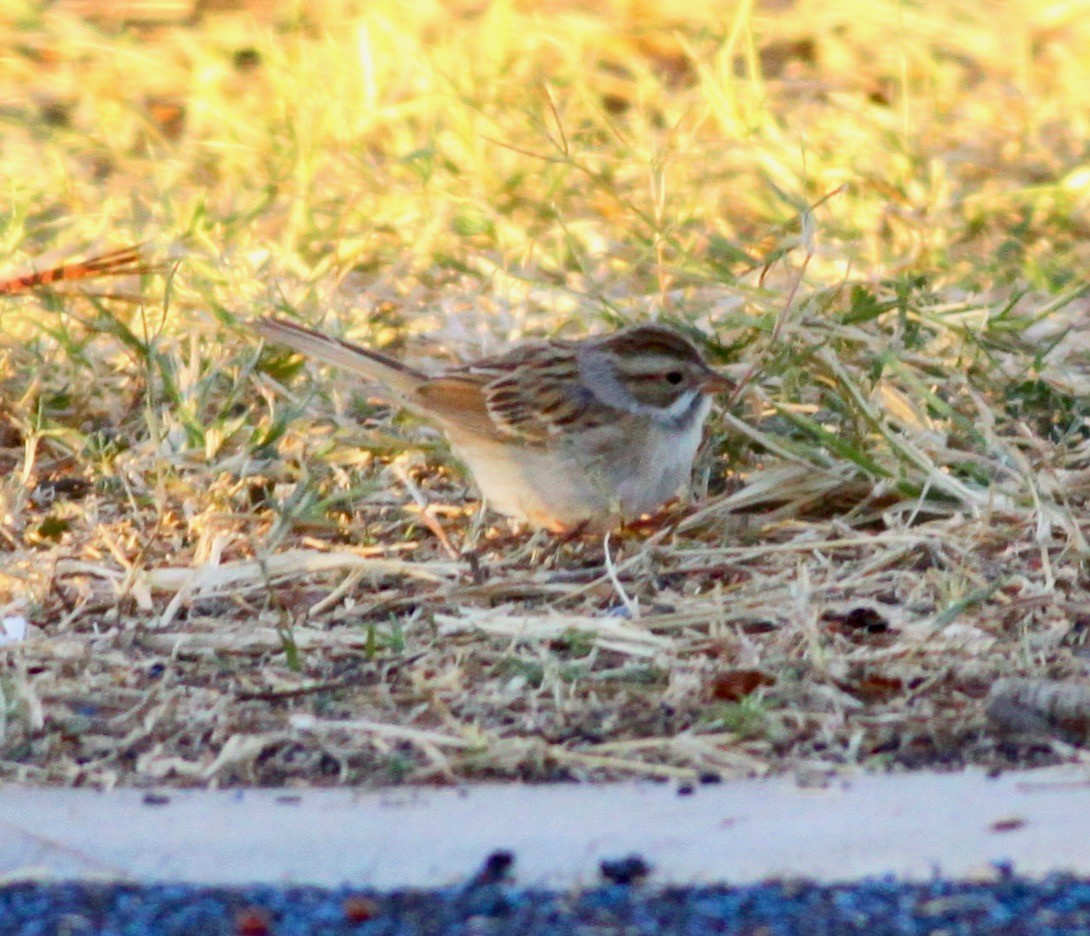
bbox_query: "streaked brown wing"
[477,343,603,442]
[416,340,609,443]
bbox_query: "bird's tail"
[253,316,428,404]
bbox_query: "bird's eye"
[665,371,684,385]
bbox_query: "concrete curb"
[2,767,1089,889]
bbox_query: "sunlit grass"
[2,0,1090,786]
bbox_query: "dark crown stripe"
[602,326,704,363]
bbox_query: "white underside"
[447,397,710,531]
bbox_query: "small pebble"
[342,895,379,923]
[470,850,516,886]
[234,906,272,936]
[600,854,652,885]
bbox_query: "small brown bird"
[255,316,732,533]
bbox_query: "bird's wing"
[464,342,604,443]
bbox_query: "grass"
[2,0,1090,786]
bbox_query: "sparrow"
[254,316,732,533]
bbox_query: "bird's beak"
[700,369,735,394]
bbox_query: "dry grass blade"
[289,714,484,751]
[144,548,458,594]
[436,607,672,657]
